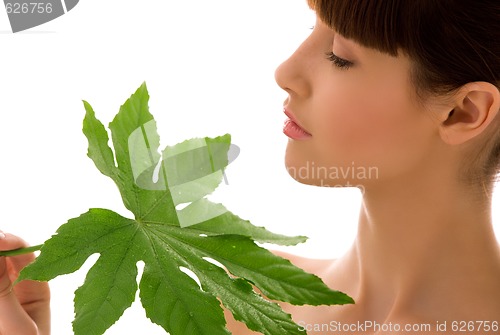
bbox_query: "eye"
[325,51,354,70]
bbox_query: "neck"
[344,173,500,319]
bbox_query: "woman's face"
[275,17,442,190]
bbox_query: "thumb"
[0,231,12,297]
[0,232,39,335]
[0,272,38,335]
[0,257,12,298]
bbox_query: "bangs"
[306,0,440,57]
[306,0,500,94]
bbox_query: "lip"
[283,108,312,140]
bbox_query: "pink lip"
[283,108,312,140]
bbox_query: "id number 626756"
[5,2,53,14]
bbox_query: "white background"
[0,1,499,334]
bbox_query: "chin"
[284,153,375,193]
[284,158,326,187]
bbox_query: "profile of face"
[275,18,448,191]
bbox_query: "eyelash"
[325,52,354,70]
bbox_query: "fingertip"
[0,233,31,252]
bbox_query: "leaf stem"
[0,244,43,257]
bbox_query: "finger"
[0,285,39,335]
[0,232,13,295]
[0,232,49,303]
[0,232,50,334]
[0,231,33,256]
[0,233,45,295]
[0,254,39,335]
[0,257,11,298]
[0,230,28,250]
[0,232,35,281]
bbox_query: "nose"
[274,39,313,99]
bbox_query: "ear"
[439,82,500,145]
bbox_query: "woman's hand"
[0,231,50,335]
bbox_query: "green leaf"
[19,82,353,335]
[191,211,307,246]
[82,101,117,179]
[157,228,353,306]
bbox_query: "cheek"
[311,83,433,176]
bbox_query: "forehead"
[306,0,412,58]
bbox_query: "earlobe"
[439,82,500,145]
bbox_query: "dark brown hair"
[307,0,499,95]
[308,0,500,186]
